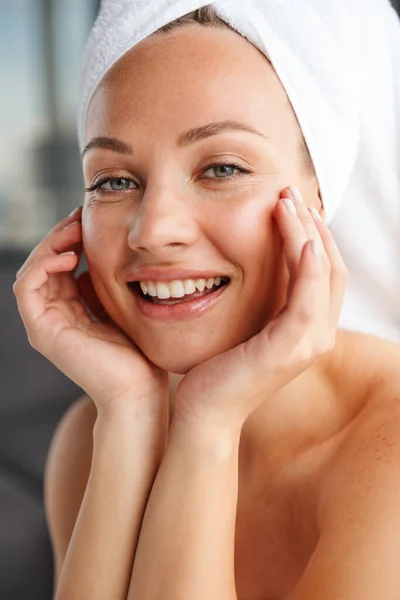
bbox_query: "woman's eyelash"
[84,176,137,193]
[202,163,250,180]
[84,163,251,194]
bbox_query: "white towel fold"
[77,0,400,342]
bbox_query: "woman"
[13,5,400,600]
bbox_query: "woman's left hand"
[174,187,348,431]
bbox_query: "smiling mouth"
[128,277,230,305]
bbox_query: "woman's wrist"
[95,386,169,420]
[170,408,243,460]
[95,391,170,452]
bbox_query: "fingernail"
[288,186,303,204]
[60,251,75,256]
[309,207,322,222]
[283,198,297,216]
[311,239,320,257]
[69,207,81,217]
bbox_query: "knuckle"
[298,336,333,364]
[295,305,314,324]
[297,344,314,365]
[316,335,334,356]
[27,323,43,351]
[12,279,22,295]
[27,332,39,351]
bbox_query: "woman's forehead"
[102,25,270,86]
[86,26,291,139]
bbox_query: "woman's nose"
[127,185,199,255]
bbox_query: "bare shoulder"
[286,335,400,597]
[318,334,400,529]
[334,329,400,391]
[44,394,97,585]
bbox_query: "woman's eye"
[85,177,137,194]
[101,177,136,191]
[85,164,249,195]
[202,164,247,180]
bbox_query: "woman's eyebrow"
[81,121,268,158]
[178,120,269,146]
[81,136,132,159]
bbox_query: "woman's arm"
[128,391,400,600]
[54,400,168,600]
[13,209,172,600]
[127,415,241,600]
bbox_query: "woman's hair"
[157,6,235,34]
[155,5,315,178]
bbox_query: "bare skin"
[56,328,400,600]
[15,23,400,600]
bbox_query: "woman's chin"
[137,342,225,375]
[142,352,208,375]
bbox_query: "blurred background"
[0,2,99,599]
[0,1,399,599]
[0,0,100,249]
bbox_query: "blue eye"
[85,162,250,195]
[85,177,137,194]
[202,163,249,180]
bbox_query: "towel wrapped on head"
[78,0,400,342]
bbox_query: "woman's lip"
[129,282,230,321]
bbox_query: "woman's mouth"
[127,276,231,320]
[129,276,230,304]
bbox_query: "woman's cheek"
[82,212,120,292]
[218,191,276,258]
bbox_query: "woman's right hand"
[13,207,168,416]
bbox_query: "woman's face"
[82,24,321,374]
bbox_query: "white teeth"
[205,278,214,289]
[137,276,228,300]
[184,279,196,295]
[156,282,171,299]
[147,281,157,297]
[170,281,186,298]
[195,279,206,292]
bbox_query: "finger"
[13,252,79,328]
[281,187,331,296]
[16,219,83,279]
[308,210,348,330]
[16,207,82,278]
[76,271,109,322]
[52,206,83,232]
[283,187,328,267]
[274,196,308,279]
[266,239,325,358]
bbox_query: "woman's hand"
[13,207,168,414]
[174,187,348,431]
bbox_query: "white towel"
[77,0,400,342]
